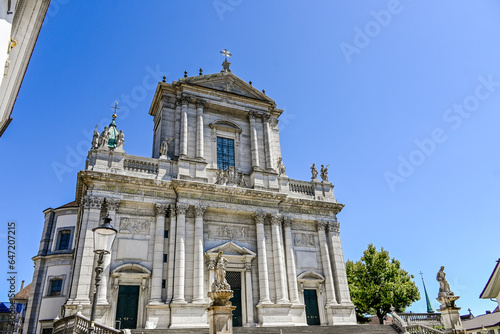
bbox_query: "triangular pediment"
[206,241,256,257]
[297,270,325,282]
[179,72,275,104]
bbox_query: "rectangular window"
[162,279,166,289]
[42,329,53,334]
[56,230,71,250]
[217,137,235,170]
[164,230,168,238]
[49,279,63,296]
[163,254,167,263]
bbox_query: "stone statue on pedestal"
[310,163,318,181]
[207,250,236,334]
[277,157,286,177]
[115,130,125,150]
[437,266,453,297]
[98,126,110,148]
[435,266,466,334]
[160,137,173,159]
[320,164,329,182]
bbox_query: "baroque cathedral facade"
[24,61,356,333]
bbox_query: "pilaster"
[283,216,300,304]
[192,204,207,303]
[270,214,289,304]
[180,98,189,157]
[172,203,189,304]
[316,221,337,308]
[196,100,205,159]
[263,115,274,171]
[248,112,260,169]
[254,211,271,304]
[150,203,169,304]
[326,221,352,305]
[74,196,104,303]
[166,206,177,303]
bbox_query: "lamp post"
[89,215,117,334]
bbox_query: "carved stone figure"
[320,164,329,182]
[437,266,453,297]
[98,126,109,148]
[160,137,173,158]
[310,163,318,180]
[213,251,231,292]
[277,157,286,176]
[226,166,236,184]
[115,130,125,149]
[215,169,226,185]
[91,129,99,149]
[237,172,248,187]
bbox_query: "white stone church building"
[24,61,356,333]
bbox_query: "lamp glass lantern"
[92,215,117,254]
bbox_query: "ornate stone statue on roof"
[437,266,453,297]
[115,130,125,150]
[160,137,173,158]
[320,164,329,182]
[277,157,286,177]
[310,163,318,181]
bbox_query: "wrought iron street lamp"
[89,215,117,334]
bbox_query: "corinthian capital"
[316,221,328,231]
[176,203,189,215]
[155,203,169,216]
[283,216,293,228]
[83,196,104,209]
[254,211,266,224]
[106,199,120,212]
[328,221,340,234]
[196,99,205,109]
[194,204,207,217]
[270,214,281,227]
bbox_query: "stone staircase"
[129,325,398,334]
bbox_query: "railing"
[406,324,444,334]
[124,158,158,174]
[391,309,444,334]
[289,180,315,196]
[53,313,121,334]
[399,313,442,325]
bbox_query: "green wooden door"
[116,285,140,329]
[304,289,320,325]
[226,271,242,327]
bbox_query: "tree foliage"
[346,244,420,324]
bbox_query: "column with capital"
[248,112,260,168]
[196,100,205,159]
[263,115,274,171]
[165,206,177,303]
[174,101,181,158]
[172,203,189,303]
[150,204,168,304]
[327,221,351,304]
[73,196,104,303]
[317,221,337,306]
[254,212,271,304]
[244,263,255,325]
[180,98,189,157]
[192,204,207,303]
[283,216,300,304]
[270,214,289,303]
[96,199,120,304]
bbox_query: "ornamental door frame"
[297,271,327,326]
[110,263,151,329]
[205,241,256,327]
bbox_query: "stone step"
[129,325,398,334]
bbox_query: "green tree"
[346,244,420,324]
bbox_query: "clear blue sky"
[1,1,500,316]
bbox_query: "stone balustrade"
[399,312,442,326]
[53,313,121,334]
[124,157,159,174]
[289,179,315,196]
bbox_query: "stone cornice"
[77,170,344,214]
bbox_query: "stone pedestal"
[437,295,466,334]
[208,305,237,334]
